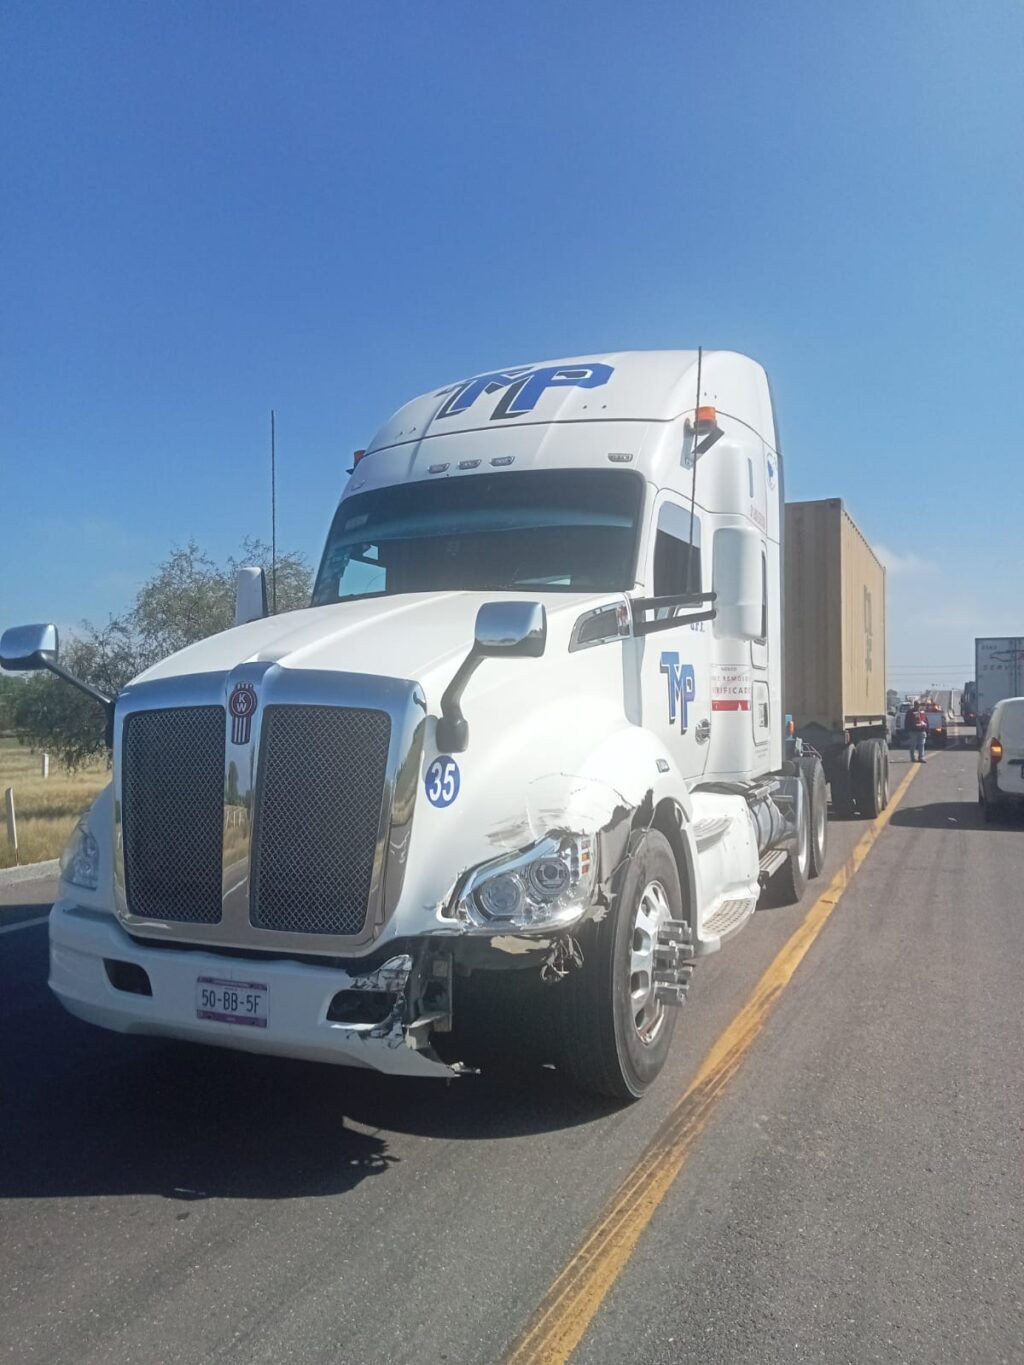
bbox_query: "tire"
[853,738,884,818]
[981,778,1001,823]
[796,755,828,879]
[830,743,856,817]
[773,773,810,906]
[557,829,681,1101]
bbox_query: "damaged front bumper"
[48,901,458,1079]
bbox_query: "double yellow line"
[506,761,920,1364]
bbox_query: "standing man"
[906,699,928,763]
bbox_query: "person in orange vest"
[905,699,929,763]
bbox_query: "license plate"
[196,976,268,1028]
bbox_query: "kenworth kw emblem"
[229,682,258,744]
[435,362,614,422]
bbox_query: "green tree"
[0,674,26,735]
[10,539,312,770]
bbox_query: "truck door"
[639,496,711,780]
[750,542,771,748]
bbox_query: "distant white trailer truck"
[975,637,1024,741]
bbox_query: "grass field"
[0,738,109,869]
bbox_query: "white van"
[977,696,1024,821]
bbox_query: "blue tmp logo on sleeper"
[435,362,614,422]
[425,756,461,808]
[660,652,696,733]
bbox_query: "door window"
[653,503,701,595]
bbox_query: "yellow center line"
[504,761,920,1365]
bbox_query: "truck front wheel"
[772,772,810,906]
[796,755,828,879]
[557,830,682,1101]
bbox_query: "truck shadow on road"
[0,1003,614,1204]
[888,800,1024,830]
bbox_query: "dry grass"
[0,738,109,869]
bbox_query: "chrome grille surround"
[113,667,425,955]
[251,704,391,936]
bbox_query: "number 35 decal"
[425,756,461,808]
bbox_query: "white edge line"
[0,914,50,936]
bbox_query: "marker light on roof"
[428,463,450,474]
[352,449,368,466]
[694,406,717,429]
[458,459,481,469]
[490,456,515,467]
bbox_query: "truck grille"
[250,705,392,936]
[122,707,225,924]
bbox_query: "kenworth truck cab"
[2,351,828,1100]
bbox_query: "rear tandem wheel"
[853,738,886,819]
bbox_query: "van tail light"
[990,739,1003,764]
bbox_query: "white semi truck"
[4,351,881,1099]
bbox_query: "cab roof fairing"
[359,350,776,458]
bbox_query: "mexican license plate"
[196,976,268,1028]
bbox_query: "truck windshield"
[312,469,643,603]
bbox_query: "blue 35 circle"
[425,756,460,808]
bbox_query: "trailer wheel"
[853,739,884,818]
[796,755,828,879]
[556,829,681,1101]
[830,743,856,817]
[772,773,810,906]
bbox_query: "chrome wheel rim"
[629,879,671,1046]
[813,783,826,855]
[796,791,810,875]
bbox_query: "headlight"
[455,834,597,931]
[60,817,100,891]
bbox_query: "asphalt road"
[2,747,1021,1364]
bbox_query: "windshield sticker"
[435,362,614,422]
[425,756,461,808]
[660,652,695,733]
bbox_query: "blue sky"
[2,0,1022,694]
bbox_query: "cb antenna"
[686,347,703,592]
[270,409,278,614]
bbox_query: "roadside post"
[4,787,18,865]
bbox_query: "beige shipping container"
[784,499,887,736]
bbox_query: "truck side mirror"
[0,621,114,739]
[234,567,269,626]
[0,622,59,672]
[473,600,547,658]
[712,527,763,641]
[437,601,547,753]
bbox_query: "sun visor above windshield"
[345,421,654,498]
